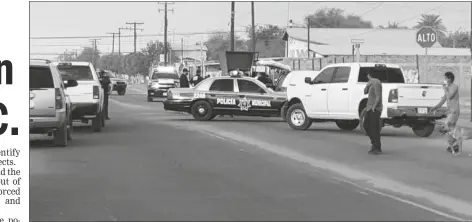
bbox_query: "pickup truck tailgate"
[397,84,444,107]
[65,80,98,103]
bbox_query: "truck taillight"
[93,86,99,99]
[388,89,398,103]
[55,88,63,109]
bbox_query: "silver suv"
[30,59,78,147]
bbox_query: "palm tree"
[413,14,446,31]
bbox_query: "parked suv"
[55,62,105,132]
[30,59,78,146]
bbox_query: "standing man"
[190,69,204,86]
[363,71,383,155]
[431,72,461,153]
[180,68,190,88]
[99,70,111,120]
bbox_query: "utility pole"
[230,1,235,51]
[106,32,118,54]
[470,1,472,121]
[181,37,184,63]
[251,1,256,52]
[159,2,174,65]
[307,18,311,58]
[89,38,100,67]
[125,22,144,53]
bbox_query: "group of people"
[363,71,463,155]
[179,68,209,88]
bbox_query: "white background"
[0,0,29,221]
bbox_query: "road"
[30,85,472,221]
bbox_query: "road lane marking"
[113,99,471,221]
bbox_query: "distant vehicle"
[105,71,127,95]
[55,62,106,132]
[163,71,287,121]
[147,66,180,102]
[30,59,78,146]
[285,63,448,137]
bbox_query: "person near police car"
[190,69,204,86]
[180,68,190,88]
[99,70,111,120]
[431,72,462,153]
[363,71,383,155]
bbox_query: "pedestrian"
[363,71,383,155]
[431,72,462,153]
[180,68,190,88]
[99,70,111,120]
[190,69,204,86]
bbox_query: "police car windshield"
[152,72,178,79]
[58,66,93,81]
[106,72,116,78]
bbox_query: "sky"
[30,1,471,59]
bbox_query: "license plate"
[163,92,167,96]
[417,107,428,114]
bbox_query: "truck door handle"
[342,88,348,91]
[321,89,326,91]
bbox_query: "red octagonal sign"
[416,26,437,48]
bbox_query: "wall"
[282,55,472,96]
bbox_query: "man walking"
[180,68,190,88]
[431,72,462,153]
[363,71,383,155]
[99,70,111,120]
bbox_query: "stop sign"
[416,26,437,48]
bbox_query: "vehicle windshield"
[57,66,94,81]
[358,67,405,83]
[152,72,178,79]
[106,72,116,78]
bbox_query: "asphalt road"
[30,88,472,221]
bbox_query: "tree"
[246,24,285,58]
[443,30,470,48]
[304,7,373,28]
[76,47,100,65]
[204,33,247,60]
[378,21,409,29]
[413,14,448,47]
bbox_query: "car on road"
[30,59,79,147]
[55,62,106,132]
[147,66,180,102]
[107,71,127,95]
[163,72,287,121]
[285,63,448,137]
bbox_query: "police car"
[163,71,288,121]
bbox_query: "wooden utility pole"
[251,1,256,52]
[106,32,118,54]
[159,2,174,65]
[307,18,311,58]
[181,38,184,63]
[89,38,100,67]
[125,22,144,53]
[230,1,235,51]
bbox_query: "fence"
[281,55,472,96]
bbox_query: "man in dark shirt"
[99,70,111,120]
[363,71,383,155]
[179,68,190,88]
[190,69,204,86]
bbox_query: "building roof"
[285,28,470,56]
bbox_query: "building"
[283,28,470,57]
[172,44,208,62]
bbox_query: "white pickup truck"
[284,63,448,137]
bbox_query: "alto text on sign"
[416,26,437,48]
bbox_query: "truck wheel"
[67,116,73,141]
[92,112,102,132]
[412,122,435,137]
[287,103,312,130]
[53,122,68,147]
[118,89,126,96]
[336,120,359,131]
[359,109,383,135]
[191,100,214,121]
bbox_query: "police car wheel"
[336,120,359,131]
[191,100,214,121]
[287,103,312,130]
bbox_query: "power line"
[106,32,119,54]
[360,2,384,17]
[125,22,144,53]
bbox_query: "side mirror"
[304,77,312,84]
[65,79,78,88]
